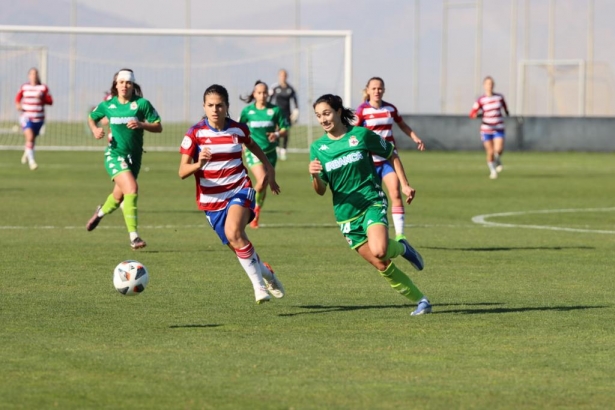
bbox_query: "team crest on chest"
[130,102,138,110]
[231,133,239,144]
[349,136,359,147]
[267,109,274,116]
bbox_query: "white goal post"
[0,25,353,151]
[516,59,586,116]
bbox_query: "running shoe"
[398,238,424,271]
[86,205,103,231]
[262,262,285,298]
[411,298,432,316]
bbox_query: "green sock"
[122,193,138,233]
[100,194,121,215]
[255,191,266,208]
[383,239,405,260]
[378,262,424,303]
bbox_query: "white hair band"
[117,70,135,82]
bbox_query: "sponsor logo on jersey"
[181,136,192,149]
[130,102,138,110]
[109,116,138,125]
[318,144,329,151]
[250,120,274,128]
[248,110,255,115]
[349,136,359,147]
[267,109,274,116]
[109,104,116,109]
[325,152,363,172]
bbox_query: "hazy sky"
[2,0,614,117]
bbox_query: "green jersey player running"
[309,94,431,316]
[239,80,288,229]
[86,68,162,249]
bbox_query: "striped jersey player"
[354,77,425,241]
[178,84,284,305]
[469,76,509,179]
[15,68,53,170]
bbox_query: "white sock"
[392,206,405,236]
[235,242,266,290]
[129,232,139,241]
[25,148,34,162]
[488,162,497,173]
[97,209,105,217]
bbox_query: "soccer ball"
[113,260,149,296]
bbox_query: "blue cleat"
[411,298,432,316]
[398,238,424,271]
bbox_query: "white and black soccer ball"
[113,260,149,296]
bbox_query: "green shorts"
[245,148,277,169]
[338,205,389,249]
[104,148,141,180]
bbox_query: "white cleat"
[495,164,503,173]
[29,160,38,171]
[489,171,498,179]
[262,262,285,299]
[21,152,28,165]
[255,287,271,304]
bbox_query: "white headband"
[117,70,135,82]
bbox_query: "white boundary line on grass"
[0,223,469,231]
[472,207,615,234]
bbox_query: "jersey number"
[340,222,351,234]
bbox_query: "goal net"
[0,27,351,151]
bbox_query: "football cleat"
[21,152,28,165]
[29,160,38,171]
[255,286,271,304]
[130,237,147,250]
[398,238,424,271]
[489,171,498,179]
[86,205,103,231]
[411,298,432,316]
[262,262,285,298]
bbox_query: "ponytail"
[240,80,268,104]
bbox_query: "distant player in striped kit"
[179,84,285,304]
[355,77,425,241]
[86,68,162,250]
[15,68,53,170]
[470,76,510,179]
[239,80,288,229]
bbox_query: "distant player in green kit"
[309,94,431,316]
[239,80,288,229]
[85,68,162,249]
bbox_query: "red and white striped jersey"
[355,101,401,166]
[15,83,53,123]
[469,93,508,132]
[180,118,253,212]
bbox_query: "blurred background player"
[239,80,288,228]
[309,94,431,316]
[86,68,162,249]
[179,84,284,304]
[15,67,53,170]
[355,77,425,241]
[268,69,298,161]
[470,76,510,179]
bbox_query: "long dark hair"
[362,76,385,102]
[203,84,231,119]
[240,80,268,104]
[313,94,355,128]
[110,68,143,98]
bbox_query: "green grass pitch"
[1,150,614,409]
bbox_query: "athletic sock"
[392,206,405,237]
[488,161,497,173]
[255,191,265,209]
[378,262,424,303]
[122,193,138,233]
[129,232,139,241]
[100,194,121,216]
[235,242,267,290]
[25,142,34,162]
[383,239,405,260]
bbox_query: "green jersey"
[239,103,287,154]
[310,126,395,223]
[90,96,160,156]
